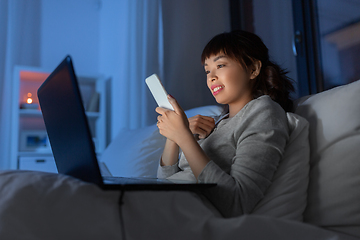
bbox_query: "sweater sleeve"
[197,98,289,218]
[157,161,181,179]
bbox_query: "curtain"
[120,0,164,129]
[99,0,164,135]
[0,0,41,170]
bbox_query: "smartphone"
[145,74,174,110]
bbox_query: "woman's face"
[204,53,256,112]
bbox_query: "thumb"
[167,94,183,114]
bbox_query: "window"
[293,0,360,95]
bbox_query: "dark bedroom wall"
[252,0,299,98]
[161,0,231,112]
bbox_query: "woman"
[155,30,294,218]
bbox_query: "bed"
[0,79,359,239]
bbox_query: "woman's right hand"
[188,115,215,139]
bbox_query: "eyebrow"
[213,55,227,62]
[204,55,228,66]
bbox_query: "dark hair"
[201,30,295,112]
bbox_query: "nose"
[208,71,217,82]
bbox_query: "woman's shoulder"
[221,95,289,147]
[253,95,282,109]
[234,95,287,127]
[237,95,285,118]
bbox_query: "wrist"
[161,139,180,166]
[166,138,178,146]
[176,129,196,149]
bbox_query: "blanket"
[0,170,357,240]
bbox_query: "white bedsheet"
[0,170,357,240]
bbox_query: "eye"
[205,70,210,75]
[217,64,225,69]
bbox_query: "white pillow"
[101,105,223,178]
[295,79,360,238]
[100,124,165,177]
[252,112,310,221]
[183,105,224,118]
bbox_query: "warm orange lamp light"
[26,93,33,104]
[20,92,38,109]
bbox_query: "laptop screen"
[37,56,103,186]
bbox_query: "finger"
[197,119,215,129]
[189,124,213,137]
[198,134,207,139]
[167,95,184,115]
[193,121,214,132]
[189,124,211,139]
[188,115,215,125]
[189,116,215,130]
[191,127,208,139]
[155,107,167,115]
[191,114,215,122]
[199,115,216,124]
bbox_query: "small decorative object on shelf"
[87,92,100,112]
[20,92,39,109]
[19,130,51,152]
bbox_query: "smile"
[211,85,223,95]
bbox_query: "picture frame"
[19,130,51,152]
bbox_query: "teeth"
[213,86,223,92]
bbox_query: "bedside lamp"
[20,92,39,109]
[26,93,33,104]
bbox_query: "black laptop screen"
[37,56,102,186]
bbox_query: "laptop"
[37,55,216,191]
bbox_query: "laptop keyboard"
[103,176,173,184]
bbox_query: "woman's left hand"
[156,95,192,145]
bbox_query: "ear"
[250,60,262,79]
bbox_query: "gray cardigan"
[157,95,289,217]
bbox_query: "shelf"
[19,109,101,118]
[19,109,42,117]
[10,65,109,172]
[18,151,53,157]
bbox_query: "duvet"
[0,170,357,240]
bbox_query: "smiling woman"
[201,30,295,113]
[156,30,296,218]
[204,54,258,117]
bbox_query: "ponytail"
[252,61,295,112]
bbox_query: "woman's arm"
[161,114,215,166]
[198,97,289,217]
[160,139,179,166]
[175,129,210,179]
[157,138,181,179]
[156,95,210,179]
